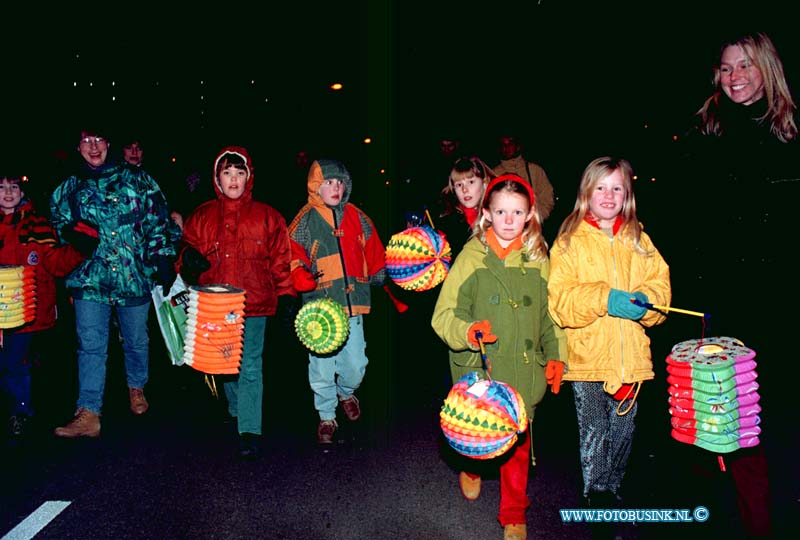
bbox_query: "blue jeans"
[308,315,368,421]
[74,299,151,414]
[0,332,34,416]
[223,316,266,435]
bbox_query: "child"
[436,155,496,256]
[287,159,386,445]
[547,157,671,519]
[431,173,567,540]
[0,173,83,442]
[178,147,293,459]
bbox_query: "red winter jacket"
[0,198,84,333]
[179,146,293,316]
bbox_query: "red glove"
[467,320,498,348]
[545,360,565,394]
[292,267,318,292]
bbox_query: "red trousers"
[498,432,531,525]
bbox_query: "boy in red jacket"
[0,173,84,443]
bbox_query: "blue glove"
[607,289,648,320]
[154,257,177,292]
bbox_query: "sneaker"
[9,414,31,439]
[317,419,337,444]
[238,433,261,459]
[503,524,527,540]
[459,471,481,501]
[54,408,101,438]
[338,395,361,421]
[129,387,149,415]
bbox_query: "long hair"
[555,157,650,255]
[439,155,496,216]
[474,175,548,262]
[697,32,797,142]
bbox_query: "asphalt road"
[1,298,797,540]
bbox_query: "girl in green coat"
[431,174,567,540]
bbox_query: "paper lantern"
[665,336,762,453]
[182,284,246,374]
[385,225,452,292]
[295,297,349,354]
[0,265,36,329]
[440,371,527,460]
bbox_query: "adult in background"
[492,133,555,226]
[49,126,177,438]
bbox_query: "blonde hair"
[474,176,548,262]
[439,156,496,216]
[556,156,650,255]
[697,32,797,142]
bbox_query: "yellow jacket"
[547,220,671,394]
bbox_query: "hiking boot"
[238,433,261,460]
[504,523,527,540]
[317,419,337,444]
[459,471,481,501]
[338,395,361,421]
[9,414,31,439]
[54,408,101,438]
[129,387,149,415]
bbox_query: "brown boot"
[503,524,526,540]
[129,387,149,415]
[459,471,481,501]
[54,408,101,438]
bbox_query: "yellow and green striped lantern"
[295,297,349,354]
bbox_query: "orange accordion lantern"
[0,265,36,329]
[181,284,246,374]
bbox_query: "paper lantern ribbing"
[666,336,762,453]
[385,225,451,292]
[295,297,349,354]
[182,284,246,375]
[0,265,36,329]
[440,371,528,460]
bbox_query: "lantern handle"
[475,330,492,379]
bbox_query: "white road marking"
[1,501,71,540]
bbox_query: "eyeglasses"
[79,136,107,146]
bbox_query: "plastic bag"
[151,274,190,366]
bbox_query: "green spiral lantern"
[295,297,350,354]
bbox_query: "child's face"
[482,190,534,247]
[0,179,24,215]
[123,142,143,166]
[217,165,248,199]
[319,178,345,206]
[588,169,626,228]
[452,175,484,209]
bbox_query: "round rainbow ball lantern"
[295,297,350,354]
[440,371,528,460]
[385,225,452,292]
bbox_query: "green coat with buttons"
[431,236,567,420]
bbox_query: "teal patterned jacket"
[49,160,177,306]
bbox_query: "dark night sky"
[2,2,796,206]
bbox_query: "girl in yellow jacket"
[547,156,671,512]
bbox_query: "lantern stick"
[631,298,709,319]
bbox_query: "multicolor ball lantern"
[440,371,528,460]
[0,265,36,329]
[295,297,350,354]
[385,225,452,292]
[666,336,762,453]
[182,284,246,375]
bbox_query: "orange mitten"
[545,360,565,394]
[292,267,318,293]
[467,320,498,348]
